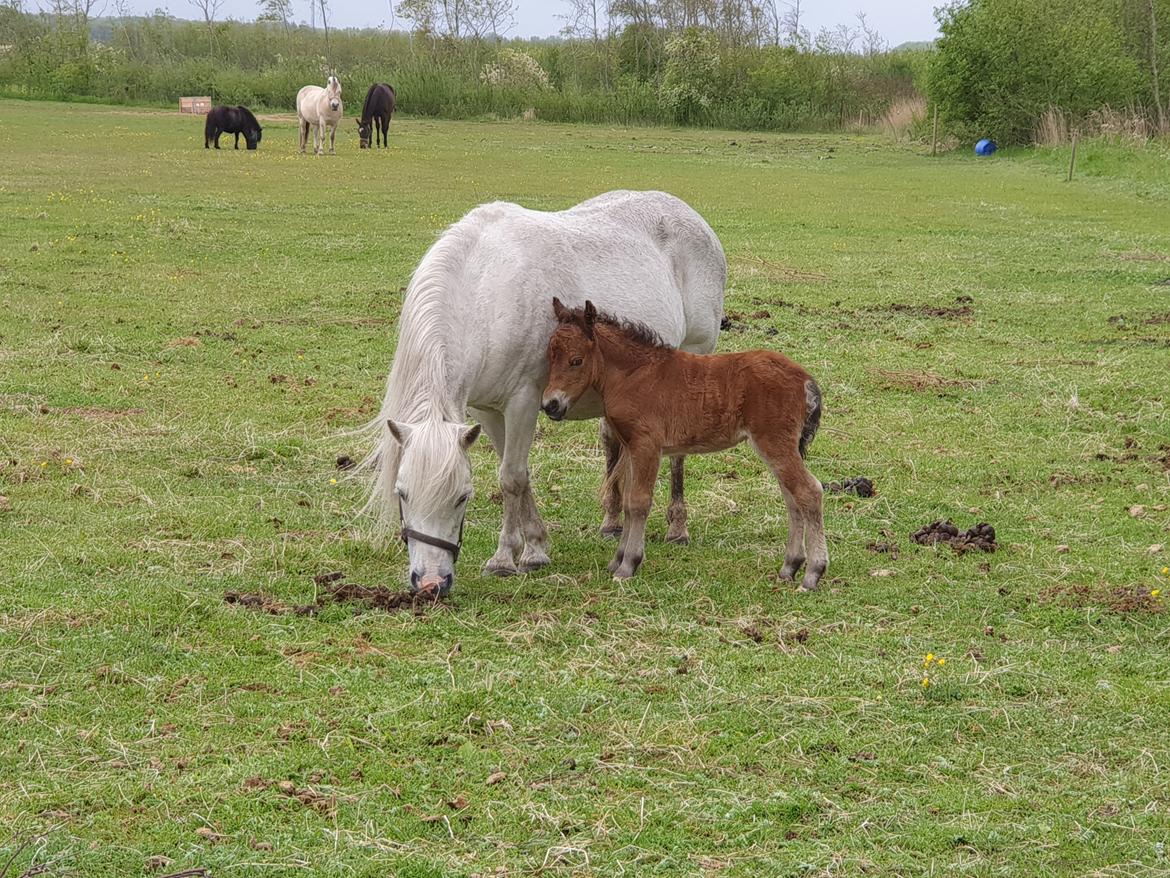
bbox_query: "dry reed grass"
[1034,105,1164,146]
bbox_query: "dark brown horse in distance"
[542,298,827,590]
[357,83,396,148]
[204,105,262,150]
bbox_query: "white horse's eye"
[456,493,471,507]
[396,487,407,502]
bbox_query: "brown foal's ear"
[552,296,570,321]
[582,300,597,339]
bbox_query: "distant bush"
[927,0,1165,144]
[0,10,926,132]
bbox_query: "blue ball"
[975,138,997,156]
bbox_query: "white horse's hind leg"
[484,392,549,576]
[329,122,336,154]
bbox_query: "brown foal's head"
[542,297,599,421]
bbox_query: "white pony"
[364,190,727,596]
[296,76,343,155]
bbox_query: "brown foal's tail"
[799,378,822,459]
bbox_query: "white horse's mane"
[358,221,479,533]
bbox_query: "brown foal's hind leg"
[753,435,827,591]
[777,482,807,581]
[611,446,659,580]
[599,419,623,538]
[665,455,689,545]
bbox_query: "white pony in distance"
[364,190,727,596]
[297,76,342,155]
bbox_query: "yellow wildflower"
[64,458,73,466]
[329,478,337,485]
[1153,589,1161,598]
[923,652,934,667]
[1162,567,1169,575]
[921,677,930,688]
[936,658,946,666]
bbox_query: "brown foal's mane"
[557,305,671,351]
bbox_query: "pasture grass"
[1,100,1169,877]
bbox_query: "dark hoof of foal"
[799,563,827,592]
[665,533,690,546]
[779,558,806,582]
[600,525,623,539]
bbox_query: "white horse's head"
[327,75,342,112]
[386,417,481,596]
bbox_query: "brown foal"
[542,298,828,590]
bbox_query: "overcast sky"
[106,1,942,45]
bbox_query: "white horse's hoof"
[484,559,518,578]
[519,556,550,573]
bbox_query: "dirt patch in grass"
[1116,249,1170,263]
[41,405,144,420]
[879,301,974,319]
[826,476,875,497]
[875,369,980,392]
[1038,584,1164,615]
[224,573,443,618]
[910,520,997,553]
[729,254,829,284]
[242,776,337,815]
[223,591,315,616]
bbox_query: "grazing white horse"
[363,190,727,596]
[296,76,343,155]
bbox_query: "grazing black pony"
[357,83,395,148]
[204,105,263,150]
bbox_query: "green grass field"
[2,100,1169,877]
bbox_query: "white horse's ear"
[461,424,482,449]
[387,419,412,444]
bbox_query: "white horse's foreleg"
[484,393,548,577]
[316,121,324,155]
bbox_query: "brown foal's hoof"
[600,525,623,539]
[665,532,690,546]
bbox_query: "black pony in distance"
[357,83,396,148]
[204,105,263,150]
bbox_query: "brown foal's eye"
[570,357,584,368]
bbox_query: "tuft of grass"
[1,99,1169,877]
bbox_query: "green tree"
[659,26,720,122]
[928,0,1145,144]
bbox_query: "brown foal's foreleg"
[753,435,828,591]
[609,445,659,580]
[599,419,624,538]
[664,455,689,545]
